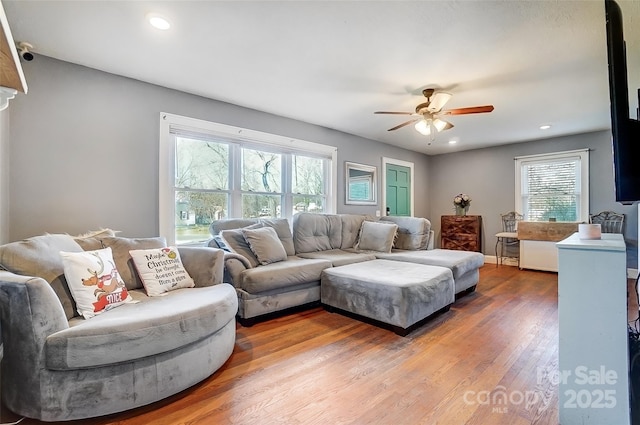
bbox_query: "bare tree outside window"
[292,155,325,214]
[175,138,230,243]
[241,148,282,218]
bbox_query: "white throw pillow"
[60,247,133,319]
[355,220,398,253]
[129,246,195,296]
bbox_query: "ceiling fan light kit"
[374,88,494,144]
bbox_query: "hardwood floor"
[4,265,565,425]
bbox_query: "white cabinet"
[519,240,558,272]
[557,233,629,425]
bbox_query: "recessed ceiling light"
[147,13,171,30]
[448,140,457,145]
[540,124,552,130]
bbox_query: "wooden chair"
[495,211,523,266]
[589,211,625,234]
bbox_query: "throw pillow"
[60,247,133,319]
[259,218,295,256]
[220,223,263,267]
[355,220,398,253]
[0,233,84,319]
[241,226,288,265]
[129,246,195,296]
[75,236,167,290]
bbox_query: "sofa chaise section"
[375,249,485,294]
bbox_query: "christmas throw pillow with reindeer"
[60,247,134,319]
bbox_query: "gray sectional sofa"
[210,213,484,331]
[0,233,237,422]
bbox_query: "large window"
[160,113,337,245]
[515,149,589,222]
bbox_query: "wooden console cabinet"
[441,215,482,252]
[518,221,580,272]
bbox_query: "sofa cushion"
[60,247,134,319]
[0,234,84,319]
[240,256,331,293]
[220,223,263,268]
[259,218,295,256]
[375,249,485,279]
[129,246,195,296]
[293,213,342,253]
[380,216,431,250]
[46,284,237,370]
[355,221,398,253]
[297,249,376,267]
[75,236,167,290]
[339,214,369,249]
[242,227,288,265]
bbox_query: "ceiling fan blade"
[441,105,495,115]
[374,111,414,115]
[426,92,452,113]
[387,119,420,131]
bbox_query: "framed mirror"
[345,162,377,205]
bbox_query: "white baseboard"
[484,255,518,267]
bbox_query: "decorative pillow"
[355,220,398,253]
[75,236,167,290]
[241,226,288,265]
[220,223,263,267]
[129,246,195,296]
[259,218,295,256]
[0,234,84,319]
[60,247,133,319]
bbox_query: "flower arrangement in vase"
[453,193,471,215]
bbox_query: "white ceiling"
[3,0,640,155]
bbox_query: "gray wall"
[6,56,430,241]
[5,56,631,250]
[428,130,637,254]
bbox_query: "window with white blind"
[159,113,337,245]
[515,149,589,222]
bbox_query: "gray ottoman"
[321,259,454,336]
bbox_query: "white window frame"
[514,149,589,223]
[159,113,338,245]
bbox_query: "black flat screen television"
[605,0,640,205]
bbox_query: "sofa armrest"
[177,246,225,287]
[0,271,69,410]
[223,252,252,288]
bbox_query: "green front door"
[386,163,411,216]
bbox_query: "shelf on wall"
[0,0,27,109]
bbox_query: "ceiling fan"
[374,88,494,143]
